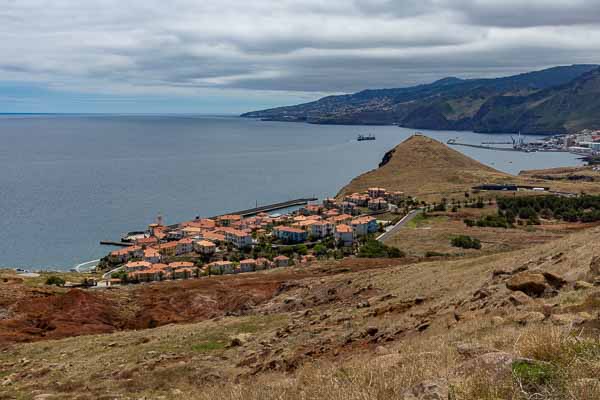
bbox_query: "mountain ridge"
[242,64,600,134]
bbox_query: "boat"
[357,134,376,141]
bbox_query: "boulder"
[506,273,548,297]
[542,272,567,289]
[357,301,370,309]
[454,342,492,358]
[402,380,448,400]
[590,256,600,277]
[511,311,545,325]
[457,352,514,380]
[550,312,593,326]
[575,281,594,290]
[365,326,379,336]
[508,291,531,306]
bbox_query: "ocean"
[0,114,582,270]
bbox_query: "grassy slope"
[338,135,600,202]
[2,225,600,398]
[338,135,510,201]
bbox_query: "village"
[100,187,409,285]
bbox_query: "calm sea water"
[0,115,582,270]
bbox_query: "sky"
[1,0,600,114]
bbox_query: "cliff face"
[242,65,600,134]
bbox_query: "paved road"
[102,266,124,280]
[376,209,421,242]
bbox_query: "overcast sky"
[2,0,600,113]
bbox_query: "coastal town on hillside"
[98,187,410,285]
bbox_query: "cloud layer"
[2,0,600,98]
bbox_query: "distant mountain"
[241,65,600,134]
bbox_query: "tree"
[313,244,327,257]
[295,244,308,255]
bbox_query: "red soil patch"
[0,258,411,345]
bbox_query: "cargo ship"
[357,134,376,141]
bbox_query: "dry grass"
[383,207,569,258]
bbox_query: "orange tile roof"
[203,232,225,241]
[336,224,352,233]
[218,214,242,221]
[195,240,216,247]
[169,261,194,268]
[125,261,152,269]
[275,226,305,234]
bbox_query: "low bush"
[358,240,405,258]
[451,235,481,250]
[45,276,65,286]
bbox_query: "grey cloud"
[1,0,600,97]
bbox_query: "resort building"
[143,248,162,263]
[273,255,290,268]
[157,241,178,257]
[368,187,387,198]
[124,260,152,273]
[194,240,216,255]
[135,236,158,247]
[273,226,308,243]
[240,259,257,273]
[207,260,234,275]
[176,238,194,255]
[323,198,336,208]
[327,214,353,225]
[220,228,252,248]
[344,193,369,206]
[172,267,196,280]
[108,245,143,264]
[169,261,195,271]
[202,231,225,244]
[309,220,334,238]
[181,226,204,237]
[217,214,242,227]
[368,197,389,211]
[351,216,379,237]
[335,224,354,246]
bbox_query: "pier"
[212,197,318,218]
[100,240,132,247]
[447,141,523,152]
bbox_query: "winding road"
[376,209,421,242]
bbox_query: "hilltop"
[242,64,600,134]
[339,135,511,200]
[338,134,600,202]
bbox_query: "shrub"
[425,251,448,258]
[45,276,65,286]
[313,244,328,257]
[451,235,481,250]
[358,239,405,258]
